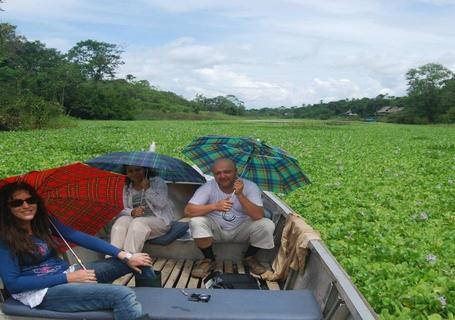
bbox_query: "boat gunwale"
[262,191,377,319]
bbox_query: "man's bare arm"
[184,203,216,217]
[236,194,264,220]
[233,179,264,220]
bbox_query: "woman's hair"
[0,182,58,262]
[123,166,156,186]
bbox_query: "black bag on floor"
[204,271,261,289]
[135,270,162,288]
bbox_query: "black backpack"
[203,271,261,289]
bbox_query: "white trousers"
[189,216,275,249]
[110,216,170,253]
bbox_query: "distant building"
[343,109,358,117]
[377,106,404,115]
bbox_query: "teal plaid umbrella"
[86,151,206,183]
[182,135,310,193]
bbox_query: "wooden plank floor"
[115,258,280,290]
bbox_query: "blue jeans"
[39,258,156,320]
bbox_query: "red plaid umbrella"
[0,162,125,236]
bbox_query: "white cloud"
[195,66,290,100]
[166,38,226,67]
[119,42,292,107]
[416,0,455,5]
[140,0,232,13]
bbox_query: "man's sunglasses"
[8,197,38,208]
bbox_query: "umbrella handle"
[139,189,145,208]
[139,172,150,207]
[238,153,252,178]
[48,218,87,270]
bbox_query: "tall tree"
[406,63,453,123]
[0,23,25,95]
[67,40,124,81]
[193,94,246,115]
[226,94,246,115]
[439,78,455,122]
[0,23,67,129]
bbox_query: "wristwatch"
[122,252,133,263]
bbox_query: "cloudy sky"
[2,0,455,108]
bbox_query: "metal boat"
[0,179,377,320]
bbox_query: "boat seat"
[2,298,113,319]
[2,288,322,320]
[146,221,189,245]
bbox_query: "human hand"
[66,269,97,283]
[131,206,145,217]
[140,178,150,190]
[127,253,153,273]
[215,198,233,212]
[233,179,244,195]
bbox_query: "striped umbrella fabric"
[0,163,125,238]
[86,151,206,183]
[182,135,310,194]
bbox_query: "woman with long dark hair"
[110,165,174,253]
[0,182,155,320]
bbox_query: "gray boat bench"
[2,287,322,320]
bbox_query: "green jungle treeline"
[1,22,455,131]
[253,62,455,124]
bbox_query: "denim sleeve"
[50,216,121,258]
[0,241,67,294]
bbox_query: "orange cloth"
[261,213,321,281]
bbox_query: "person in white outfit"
[110,165,174,253]
[184,158,275,278]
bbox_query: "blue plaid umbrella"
[86,151,206,183]
[182,135,310,194]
